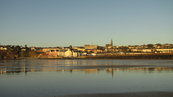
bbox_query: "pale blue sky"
[0,0,173,47]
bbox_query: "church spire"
[111,39,113,46]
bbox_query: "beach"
[60,92,173,97]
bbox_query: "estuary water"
[0,59,173,97]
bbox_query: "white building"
[156,49,173,53]
[0,47,7,50]
[63,49,82,57]
[64,49,73,57]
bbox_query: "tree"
[147,44,154,49]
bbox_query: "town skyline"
[1,41,173,60]
[1,0,173,47]
[0,41,173,47]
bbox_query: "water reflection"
[0,59,173,97]
[1,59,173,75]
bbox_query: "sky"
[0,0,173,47]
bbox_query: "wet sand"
[59,92,173,97]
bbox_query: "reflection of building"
[83,69,99,73]
[106,68,114,77]
[1,59,173,75]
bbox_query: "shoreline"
[1,53,173,60]
[58,92,173,97]
[1,57,173,60]
[39,54,173,60]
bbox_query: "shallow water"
[0,59,173,97]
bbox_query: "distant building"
[84,45,98,50]
[72,46,85,51]
[105,39,113,52]
[58,49,66,57]
[141,49,152,53]
[0,47,7,50]
[38,47,61,57]
[41,47,60,52]
[156,49,173,53]
[64,49,73,57]
[46,50,59,57]
[57,48,83,57]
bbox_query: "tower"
[111,39,113,46]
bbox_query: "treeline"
[0,45,37,60]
